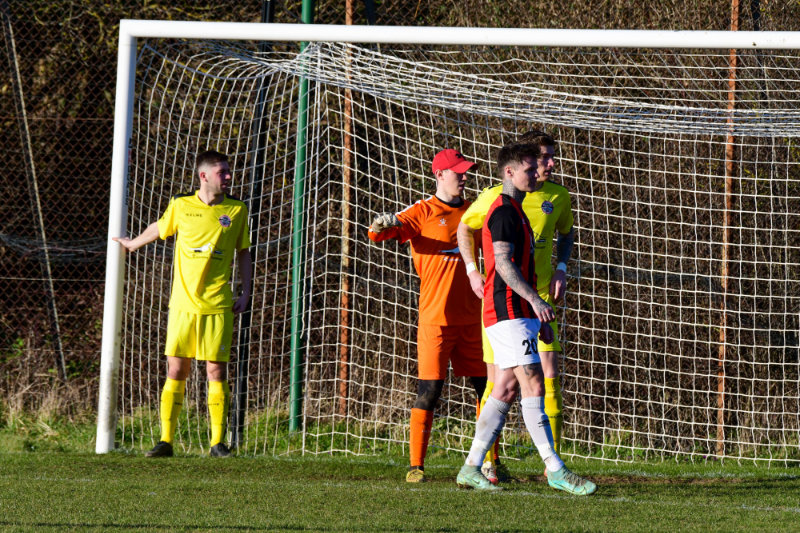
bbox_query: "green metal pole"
[289,0,314,432]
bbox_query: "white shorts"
[484,318,542,370]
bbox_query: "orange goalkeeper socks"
[409,408,434,468]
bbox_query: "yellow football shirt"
[158,192,251,314]
[461,181,573,292]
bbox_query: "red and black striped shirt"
[482,194,537,327]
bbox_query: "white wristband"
[465,262,477,275]
[556,262,567,273]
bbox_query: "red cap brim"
[449,160,476,173]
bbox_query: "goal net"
[103,25,800,464]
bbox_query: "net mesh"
[117,38,800,463]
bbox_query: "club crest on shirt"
[218,215,232,227]
[439,218,447,226]
[541,201,554,215]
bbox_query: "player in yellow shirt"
[114,150,252,458]
[457,131,575,483]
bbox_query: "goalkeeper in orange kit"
[368,149,487,483]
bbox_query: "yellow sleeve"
[555,189,574,235]
[157,197,178,240]
[237,206,251,250]
[461,185,501,230]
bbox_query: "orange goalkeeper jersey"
[368,196,481,327]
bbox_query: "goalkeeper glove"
[370,213,401,233]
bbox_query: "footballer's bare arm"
[458,221,484,299]
[233,248,253,314]
[493,240,555,324]
[113,222,160,252]
[550,226,575,301]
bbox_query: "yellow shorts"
[482,291,561,364]
[164,309,233,362]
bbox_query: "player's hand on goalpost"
[113,235,149,253]
[112,222,160,253]
[112,236,135,251]
[369,213,401,233]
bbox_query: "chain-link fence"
[2,0,799,417]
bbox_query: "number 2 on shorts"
[521,337,538,355]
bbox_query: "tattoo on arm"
[555,226,575,265]
[529,297,553,318]
[493,241,543,305]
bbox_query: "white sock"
[521,396,564,472]
[465,396,510,466]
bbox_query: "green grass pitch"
[1,451,798,532]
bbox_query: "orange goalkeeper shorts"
[417,323,486,380]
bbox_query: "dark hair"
[516,130,556,153]
[195,150,229,171]
[496,142,541,179]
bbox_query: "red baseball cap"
[431,149,476,174]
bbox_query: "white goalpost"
[98,20,800,465]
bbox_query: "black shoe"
[210,443,232,458]
[145,441,173,457]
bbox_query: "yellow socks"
[208,380,230,447]
[479,380,493,412]
[160,379,231,447]
[159,378,185,444]
[544,376,563,454]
